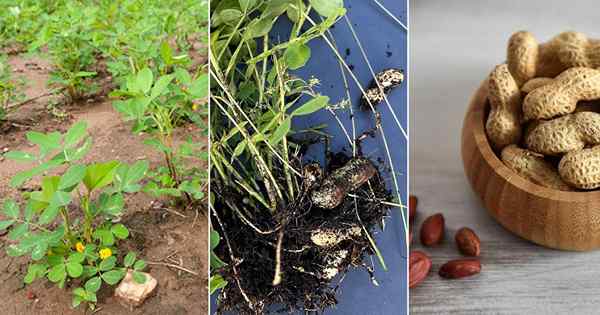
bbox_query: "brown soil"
[0,56,208,314]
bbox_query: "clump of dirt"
[212,152,391,314]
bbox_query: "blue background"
[212,1,407,314]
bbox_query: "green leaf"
[284,42,311,70]
[133,260,146,271]
[292,95,329,116]
[64,121,88,148]
[150,75,174,100]
[245,17,274,39]
[0,220,14,230]
[97,193,124,216]
[38,205,62,225]
[31,242,48,260]
[99,256,116,271]
[72,294,83,308]
[114,160,149,193]
[218,9,243,25]
[64,137,92,162]
[4,151,36,162]
[58,164,86,191]
[190,74,209,99]
[83,161,120,192]
[24,263,48,284]
[123,252,136,268]
[239,0,256,11]
[8,223,28,240]
[75,71,97,78]
[66,261,83,277]
[101,270,125,285]
[10,163,52,188]
[136,68,154,94]
[110,224,129,239]
[6,244,28,257]
[85,276,102,293]
[210,230,221,250]
[310,0,344,17]
[26,131,61,157]
[93,229,114,246]
[68,252,86,264]
[209,274,228,294]
[160,42,173,64]
[132,271,146,284]
[269,117,291,145]
[47,264,67,283]
[3,199,19,218]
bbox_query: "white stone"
[114,270,158,307]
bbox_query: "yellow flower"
[75,242,85,253]
[192,103,199,111]
[99,248,112,260]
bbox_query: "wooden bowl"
[461,79,600,251]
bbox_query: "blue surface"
[292,1,408,315]
[212,1,407,314]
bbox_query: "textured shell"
[310,226,362,248]
[310,158,376,209]
[536,32,582,77]
[526,112,600,155]
[507,31,539,86]
[486,64,522,150]
[559,145,600,189]
[501,145,572,191]
[525,114,584,155]
[521,77,553,94]
[522,67,600,120]
[557,32,600,69]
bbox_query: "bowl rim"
[468,79,600,201]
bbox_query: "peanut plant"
[1,121,148,311]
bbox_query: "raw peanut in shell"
[486,64,523,150]
[409,195,417,222]
[556,31,600,69]
[439,258,481,279]
[506,31,577,80]
[311,158,377,209]
[420,213,445,246]
[310,226,362,248]
[507,31,539,86]
[409,251,432,288]
[521,77,553,94]
[523,67,600,121]
[559,145,600,190]
[501,145,572,191]
[455,227,481,257]
[525,112,600,155]
[360,68,404,109]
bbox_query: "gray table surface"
[410,1,600,314]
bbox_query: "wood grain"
[461,80,600,251]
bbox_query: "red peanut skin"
[439,258,481,279]
[455,227,481,257]
[420,213,445,246]
[409,251,432,288]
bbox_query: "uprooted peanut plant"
[210,0,402,313]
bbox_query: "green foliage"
[2,121,148,310]
[209,230,227,294]
[112,62,208,202]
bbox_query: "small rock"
[115,270,158,307]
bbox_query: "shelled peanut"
[486,30,600,191]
